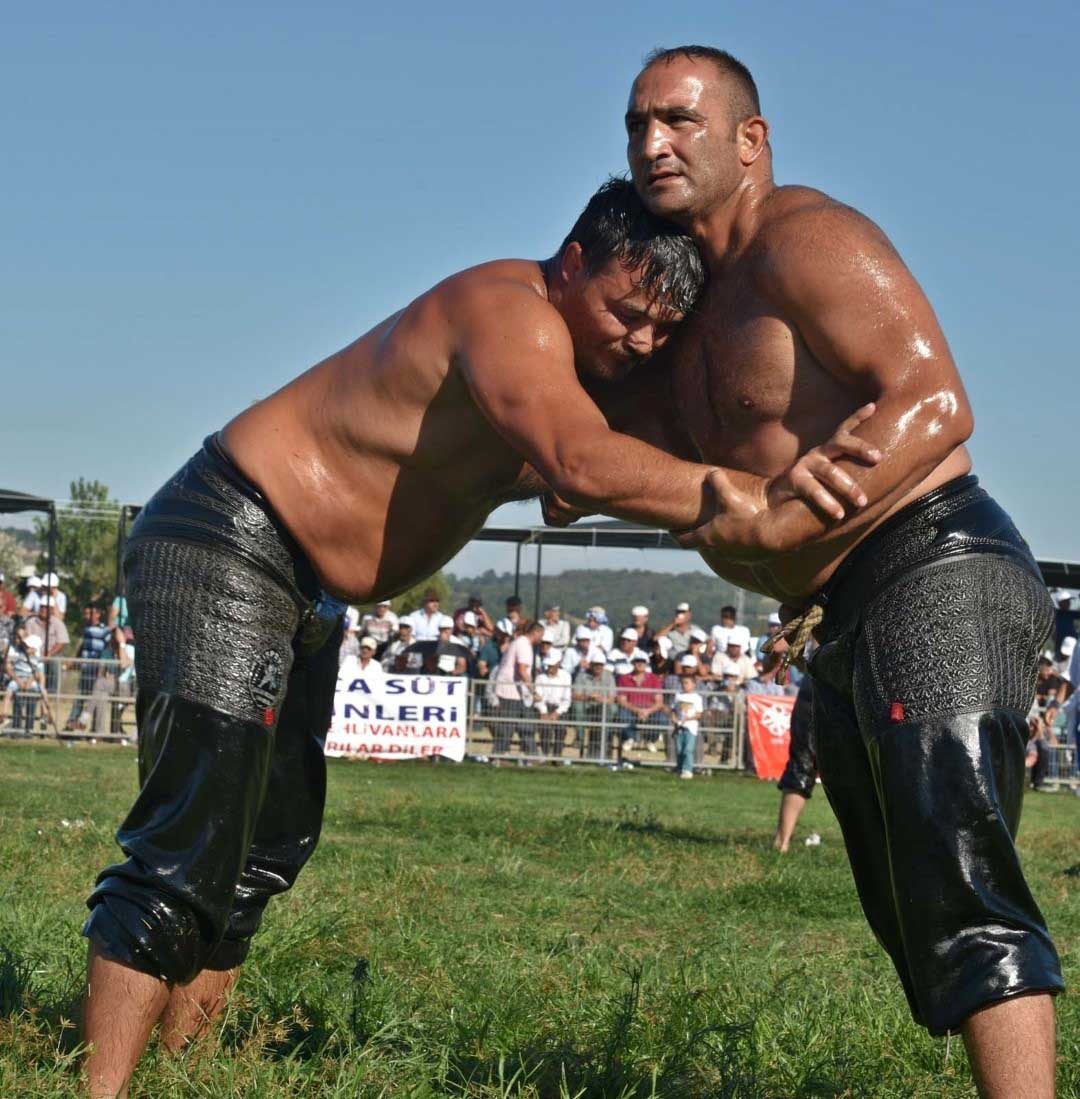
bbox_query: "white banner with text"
[325,663,468,761]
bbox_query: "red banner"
[745,694,796,780]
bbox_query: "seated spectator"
[655,602,693,656]
[473,621,505,680]
[436,614,455,649]
[1034,653,1067,715]
[626,604,654,648]
[504,595,524,628]
[746,652,797,696]
[583,606,614,652]
[572,650,615,759]
[1026,714,1052,791]
[616,652,665,753]
[534,651,572,756]
[607,627,640,673]
[542,604,571,649]
[361,600,399,651]
[562,626,594,676]
[453,593,494,634]
[671,673,704,779]
[354,636,385,683]
[457,611,483,663]
[711,626,757,686]
[381,620,415,670]
[710,604,739,650]
[405,590,444,641]
[4,624,50,732]
[88,625,136,735]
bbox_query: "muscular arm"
[684,205,972,556]
[455,280,717,530]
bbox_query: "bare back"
[222,260,549,600]
[670,186,972,600]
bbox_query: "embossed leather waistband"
[817,475,1041,637]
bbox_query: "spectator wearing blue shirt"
[66,605,112,729]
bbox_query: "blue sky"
[3,1,1077,578]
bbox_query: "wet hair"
[643,45,761,125]
[554,177,704,314]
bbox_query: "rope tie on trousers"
[762,603,824,685]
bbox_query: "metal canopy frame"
[0,489,58,652]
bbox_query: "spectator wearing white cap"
[562,626,594,677]
[711,625,757,686]
[361,600,399,651]
[616,650,665,752]
[354,636,385,683]
[583,607,613,653]
[492,620,543,754]
[405,589,444,641]
[607,627,641,674]
[1054,636,1076,684]
[572,649,615,759]
[709,604,739,651]
[21,576,43,617]
[41,573,67,620]
[685,627,711,682]
[457,610,483,659]
[625,605,654,648]
[542,604,571,649]
[756,611,783,662]
[654,602,693,656]
[534,651,572,756]
[453,593,494,635]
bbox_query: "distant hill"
[445,568,779,631]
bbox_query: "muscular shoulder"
[437,260,572,358]
[744,186,904,304]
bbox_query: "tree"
[33,479,120,623]
[0,531,22,589]
[384,571,452,617]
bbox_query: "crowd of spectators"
[0,571,134,736]
[338,589,804,771]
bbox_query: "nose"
[626,325,654,357]
[643,120,672,163]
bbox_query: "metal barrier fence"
[1042,743,1079,787]
[462,679,747,770]
[1,657,135,740]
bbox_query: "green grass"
[0,741,1077,1098]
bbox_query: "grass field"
[0,741,1077,1098]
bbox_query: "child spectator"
[671,673,704,779]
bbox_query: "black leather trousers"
[83,437,345,984]
[807,475,1063,1034]
[778,677,817,799]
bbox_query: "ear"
[738,115,770,166]
[559,241,586,285]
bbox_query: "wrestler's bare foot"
[961,993,1056,1099]
[83,943,170,1098]
[773,791,807,855]
[159,966,239,1052]
[772,833,790,853]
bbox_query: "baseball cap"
[495,617,515,635]
[587,605,603,617]
[620,627,638,641]
[678,653,698,669]
[463,610,478,627]
[728,625,752,649]
[574,625,592,641]
[399,620,413,630]
[631,604,649,617]
[676,601,690,612]
[376,599,392,607]
[545,604,560,612]
[26,635,43,651]
[359,635,378,650]
[631,650,649,663]
[43,572,60,587]
[544,651,563,666]
[587,648,607,664]
[437,614,454,629]
[689,626,707,643]
[767,611,782,626]
[542,628,557,643]
[27,576,41,588]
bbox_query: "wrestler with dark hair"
[618,44,1061,1099]
[80,177,875,1097]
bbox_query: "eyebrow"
[625,105,705,126]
